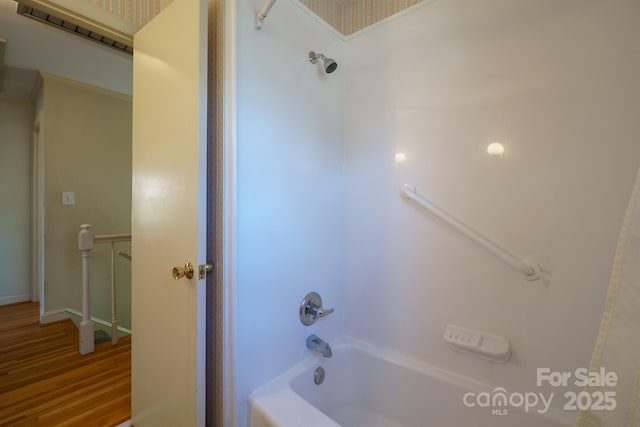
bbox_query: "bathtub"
[248,337,575,427]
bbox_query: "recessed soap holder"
[443,325,511,363]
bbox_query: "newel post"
[78,224,95,355]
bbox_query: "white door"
[131,0,208,424]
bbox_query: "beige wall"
[42,74,132,329]
[0,95,34,304]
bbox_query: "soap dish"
[443,325,511,363]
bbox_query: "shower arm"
[255,0,277,30]
[309,52,325,63]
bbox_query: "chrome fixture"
[314,367,325,385]
[300,292,334,326]
[309,51,338,74]
[306,334,332,358]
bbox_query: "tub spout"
[306,334,332,358]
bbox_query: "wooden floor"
[0,302,131,426]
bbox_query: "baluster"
[111,242,118,345]
[78,224,95,355]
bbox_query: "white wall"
[0,95,33,304]
[235,0,344,421]
[0,0,132,95]
[343,0,640,407]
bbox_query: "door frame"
[222,0,238,424]
[31,110,45,308]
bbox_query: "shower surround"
[234,0,640,425]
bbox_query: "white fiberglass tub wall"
[343,0,640,410]
[249,337,574,427]
[235,0,345,423]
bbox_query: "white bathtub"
[248,337,576,427]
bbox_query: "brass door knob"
[172,262,194,280]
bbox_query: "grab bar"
[401,184,549,283]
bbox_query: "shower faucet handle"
[300,292,334,326]
[315,306,334,317]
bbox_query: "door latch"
[199,262,214,279]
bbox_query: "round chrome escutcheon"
[314,367,325,385]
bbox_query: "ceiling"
[16,3,133,53]
[0,0,134,96]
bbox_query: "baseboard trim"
[0,293,33,306]
[40,308,72,324]
[40,307,132,335]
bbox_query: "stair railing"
[78,224,131,355]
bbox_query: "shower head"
[309,51,338,74]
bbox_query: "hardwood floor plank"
[0,302,131,426]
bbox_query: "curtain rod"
[255,0,277,29]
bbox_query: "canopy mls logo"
[463,388,553,415]
[462,368,618,416]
